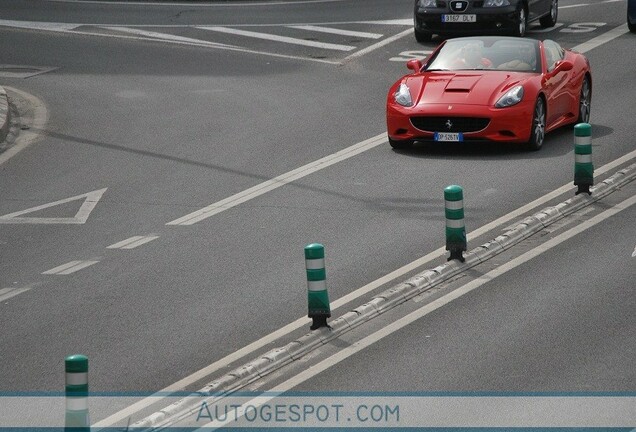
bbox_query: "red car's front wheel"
[527,97,546,151]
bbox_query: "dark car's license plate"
[442,14,476,23]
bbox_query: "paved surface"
[0,85,9,144]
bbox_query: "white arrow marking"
[0,188,107,224]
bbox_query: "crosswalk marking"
[196,26,356,51]
[107,235,159,250]
[101,26,237,48]
[287,25,382,39]
[42,260,99,275]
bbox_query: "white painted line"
[42,260,99,275]
[528,23,564,33]
[196,26,356,51]
[570,23,628,53]
[101,26,237,48]
[0,188,107,224]
[0,287,31,302]
[632,245,636,258]
[288,25,383,39]
[360,19,413,26]
[560,4,589,8]
[202,193,636,426]
[166,133,387,225]
[343,28,413,62]
[107,235,159,250]
[0,19,80,31]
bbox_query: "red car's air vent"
[410,116,490,133]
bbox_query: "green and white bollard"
[65,354,90,431]
[574,123,593,195]
[444,185,467,262]
[305,243,331,330]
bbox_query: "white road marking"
[0,19,80,31]
[0,287,32,302]
[42,260,99,275]
[287,25,383,39]
[343,28,412,61]
[101,26,237,48]
[107,235,159,250]
[196,26,356,51]
[527,23,564,33]
[560,4,589,9]
[0,188,107,224]
[632,245,636,258]
[200,193,636,430]
[166,134,387,225]
[570,23,628,53]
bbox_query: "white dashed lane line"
[107,235,159,250]
[42,260,100,275]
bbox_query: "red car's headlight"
[394,83,414,107]
[495,85,524,108]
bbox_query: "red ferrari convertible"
[386,36,592,151]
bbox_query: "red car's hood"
[405,71,531,107]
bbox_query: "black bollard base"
[447,250,465,263]
[310,315,331,330]
[575,184,592,195]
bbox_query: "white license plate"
[442,14,476,23]
[434,132,463,142]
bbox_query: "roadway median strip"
[125,162,636,430]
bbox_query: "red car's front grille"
[410,116,490,133]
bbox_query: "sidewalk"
[0,85,9,143]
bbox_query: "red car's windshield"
[426,37,540,73]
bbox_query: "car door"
[541,40,572,126]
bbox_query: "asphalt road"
[0,0,634,405]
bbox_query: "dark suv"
[414,0,558,42]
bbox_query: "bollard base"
[575,184,592,195]
[447,250,465,263]
[310,315,331,330]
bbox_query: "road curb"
[0,86,10,144]
[131,162,636,430]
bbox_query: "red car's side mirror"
[407,59,423,73]
[543,60,574,84]
[553,60,574,73]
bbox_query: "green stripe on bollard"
[444,185,463,202]
[306,268,326,281]
[304,243,325,259]
[574,122,592,137]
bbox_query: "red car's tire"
[576,76,592,124]
[527,97,546,151]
